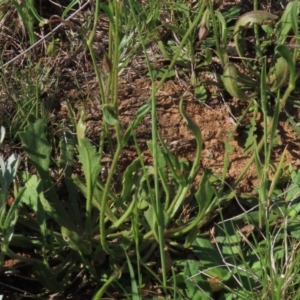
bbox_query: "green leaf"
[100,4,115,30]
[215,11,227,45]
[147,140,170,206]
[61,0,80,19]
[244,118,257,151]
[174,169,216,241]
[19,116,73,228]
[77,139,101,192]
[269,56,289,92]
[19,116,50,178]
[76,115,101,234]
[144,206,156,233]
[260,56,267,113]
[121,158,141,201]
[289,0,298,37]
[289,199,300,217]
[177,99,202,187]
[234,11,278,57]
[254,143,262,181]
[125,250,140,299]
[275,45,296,91]
[193,236,231,280]
[184,260,210,299]
[144,204,169,233]
[76,111,86,140]
[195,85,207,103]
[167,97,203,219]
[20,175,47,237]
[184,226,199,248]
[222,6,242,22]
[277,1,296,44]
[173,2,189,15]
[61,226,92,255]
[194,169,215,218]
[148,69,176,79]
[0,153,19,203]
[287,216,300,239]
[223,63,254,100]
[103,104,119,126]
[1,189,25,250]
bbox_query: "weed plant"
[0,0,300,299]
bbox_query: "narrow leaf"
[276,45,296,91]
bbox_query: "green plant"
[0,126,20,271]
[3,0,300,298]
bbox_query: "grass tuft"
[1,0,300,299]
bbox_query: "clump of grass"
[1,0,300,299]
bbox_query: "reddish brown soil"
[112,76,300,192]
